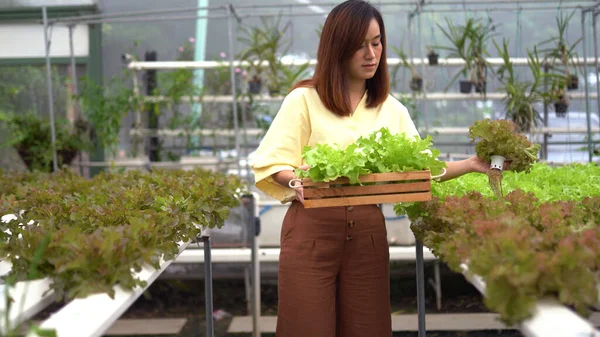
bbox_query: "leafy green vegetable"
[408,191,600,324]
[394,163,600,325]
[395,162,600,217]
[295,127,446,183]
[0,168,244,300]
[469,119,540,173]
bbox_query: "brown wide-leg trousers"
[276,201,392,337]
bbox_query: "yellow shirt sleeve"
[250,89,310,203]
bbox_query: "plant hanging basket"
[410,77,423,92]
[428,52,439,65]
[474,81,486,94]
[554,102,568,117]
[248,79,262,94]
[459,80,472,94]
[567,75,579,90]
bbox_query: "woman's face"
[347,18,383,84]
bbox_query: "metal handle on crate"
[430,168,447,181]
[288,178,303,189]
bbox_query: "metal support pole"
[244,266,252,314]
[49,5,225,24]
[240,101,251,183]
[42,7,59,172]
[427,260,442,311]
[582,9,594,162]
[594,11,600,139]
[68,23,85,176]
[68,24,79,117]
[417,5,429,134]
[542,65,549,160]
[249,193,262,337]
[130,67,144,157]
[190,0,209,151]
[434,261,441,311]
[227,4,242,177]
[408,13,418,129]
[202,229,214,337]
[416,240,427,337]
[145,51,159,162]
[241,175,252,315]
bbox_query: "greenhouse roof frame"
[38,0,600,25]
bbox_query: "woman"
[251,1,494,336]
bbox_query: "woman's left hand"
[467,155,510,174]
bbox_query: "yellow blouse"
[250,86,420,203]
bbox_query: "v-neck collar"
[350,90,368,117]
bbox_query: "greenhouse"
[0,0,599,336]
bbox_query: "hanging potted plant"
[467,18,497,97]
[279,61,311,94]
[550,84,570,117]
[237,14,291,96]
[262,16,291,97]
[0,112,90,172]
[247,75,262,94]
[493,39,557,133]
[435,18,472,94]
[538,11,582,96]
[237,25,267,95]
[76,75,139,158]
[459,78,472,94]
[436,18,497,96]
[265,52,283,97]
[427,46,439,65]
[471,61,487,94]
[567,74,579,90]
[391,47,423,92]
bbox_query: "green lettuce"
[295,127,446,184]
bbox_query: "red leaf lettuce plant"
[469,119,540,198]
[0,168,244,300]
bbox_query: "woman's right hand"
[293,165,310,204]
[272,165,311,205]
[295,185,305,204]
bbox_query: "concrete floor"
[227,312,600,334]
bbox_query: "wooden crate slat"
[304,181,431,199]
[303,191,432,208]
[300,171,432,208]
[302,171,431,187]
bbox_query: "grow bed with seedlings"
[393,119,600,336]
[397,161,600,336]
[0,168,243,337]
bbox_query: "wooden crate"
[302,171,432,208]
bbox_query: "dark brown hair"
[292,0,389,116]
